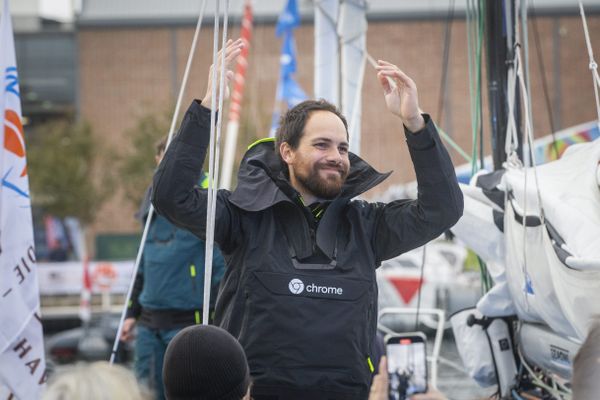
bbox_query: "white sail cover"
[452,139,600,341]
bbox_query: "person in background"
[121,138,226,399]
[42,361,151,400]
[162,324,251,400]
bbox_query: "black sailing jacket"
[152,100,463,400]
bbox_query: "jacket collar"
[228,139,391,211]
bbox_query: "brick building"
[76,1,600,254]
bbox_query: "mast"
[314,0,340,105]
[485,0,522,170]
[339,0,367,155]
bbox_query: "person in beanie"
[162,325,251,400]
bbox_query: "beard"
[296,162,349,200]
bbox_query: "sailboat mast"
[485,0,522,170]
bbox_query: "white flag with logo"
[0,0,47,398]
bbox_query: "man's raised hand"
[201,38,244,110]
[375,60,425,133]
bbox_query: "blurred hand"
[201,38,244,110]
[375,60,425,132]
[410,387,448,400]
[120,318,136,342]
[368,356,389,400]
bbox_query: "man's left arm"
[372,60,463,263]
[372,116,463,263]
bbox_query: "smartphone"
[385,332,428,400]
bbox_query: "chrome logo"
[288,278,304,294]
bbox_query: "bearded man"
[152,39,463,400]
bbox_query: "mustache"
[316,161,348,175]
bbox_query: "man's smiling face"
[281,110,350,200]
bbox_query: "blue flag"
[280,31,297,77]
[276,0,306,107]
[270,0,307,136]
[276,0,301,36]
[281,75,307,106]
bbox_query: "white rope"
[503,0,543,313]
[517,346,571,400]
[516,46,546,225]
[521,0,533,168]
[504,0,549,314]
[110,0,208,364]
[504,0,522,164]
[203,0,231,325]
[579,1,600,131]
[504,56,520,161]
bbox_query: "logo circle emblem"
[288,278,305,294]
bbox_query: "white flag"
[0,0,48,398]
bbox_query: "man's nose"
[326,147,343,164]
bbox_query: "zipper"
[237,291,251,344]
[309,228,317,253]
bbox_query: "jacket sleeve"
[125,266,144,319]
[152,100,241,253]
[211,246,227,287]
[372,114,463,264]
[126,199,150,319]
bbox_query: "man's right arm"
[151,101,238,251]
[153,39,243,250]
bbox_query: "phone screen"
[386,335,427,400]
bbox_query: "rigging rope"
[529,1,560,159]
[110,0,209,364]
[517,347,571,399]
[466,0,492,293]
[414,245,427,331]
[504,0,548,313]
[364,52,472,163]
[436,0,456,125]
[579,1,600,131]
[466,0,485,176]
[204,0,231,325]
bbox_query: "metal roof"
[77,0,600,27]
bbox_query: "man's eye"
[339,147,348,154]
[314,143,327,149]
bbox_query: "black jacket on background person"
[152,100,463,400]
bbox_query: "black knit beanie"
[163,325,250,400]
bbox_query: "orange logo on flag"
[4,108,27,176]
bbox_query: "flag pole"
[222,0,253,190]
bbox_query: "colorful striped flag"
[222,0,253,190]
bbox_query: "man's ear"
[280,142,294,165]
